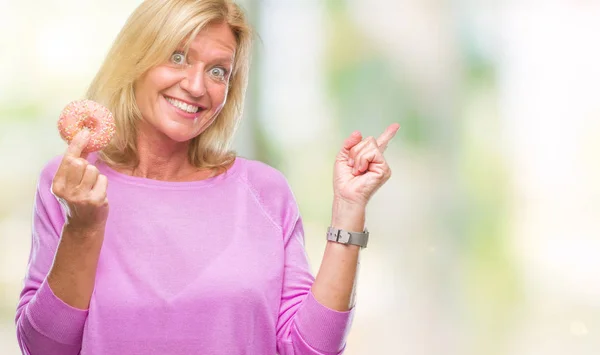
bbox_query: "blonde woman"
[15,0,399,354]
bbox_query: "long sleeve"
[15,160,89,355]
[275,203,355,354]
[14,156,357,354]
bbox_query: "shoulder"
[235,157,299,228]
[237,157,291,193]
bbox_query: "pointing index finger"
[376,123,400,150]
[66,129,91,158]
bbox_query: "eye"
[210,67,228,80]
[170,51,186,65]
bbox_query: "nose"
[179,64,206,98]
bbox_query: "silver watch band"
[326,226,369,248]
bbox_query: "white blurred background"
[1,0,600,354]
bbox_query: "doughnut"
[57,99,116,153]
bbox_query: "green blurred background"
[2,0,600,354]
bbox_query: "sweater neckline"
[94,155,243,189]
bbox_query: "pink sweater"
[15,154,354,355]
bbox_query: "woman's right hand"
[51,129,109,231]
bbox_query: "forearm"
[47,224,105,309]
[311,199,364,311]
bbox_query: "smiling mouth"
[164,96,203,114]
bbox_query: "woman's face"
[134,21,237,143]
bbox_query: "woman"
[15,0,399,354]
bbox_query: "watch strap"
[326,226,369,248]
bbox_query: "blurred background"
[1,0,600,354]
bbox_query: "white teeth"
[165,97,199,113]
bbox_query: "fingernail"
[348,158,354,166]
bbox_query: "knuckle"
[65,156,86,169]
[86,166,99,179]
[72,158,87,169]
[86,164,98,173]
[97,174,108,186]
[63,156,75,165]
[385,167,392,179]
[65,156,79,167]
[51,181,64,195]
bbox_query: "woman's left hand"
[333,123,400,208]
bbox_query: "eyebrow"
[179,48,234,65]
[211,56,234,64]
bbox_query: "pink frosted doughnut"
[58,99,116,153]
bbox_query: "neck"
[130,125,198,181]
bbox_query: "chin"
[165,130,196,143]
[156,125,192,143]
[157,119,198,142]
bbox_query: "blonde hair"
[87,0,252,170]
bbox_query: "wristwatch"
[326,226,369,248]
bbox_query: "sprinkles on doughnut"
[57,99,116,153]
